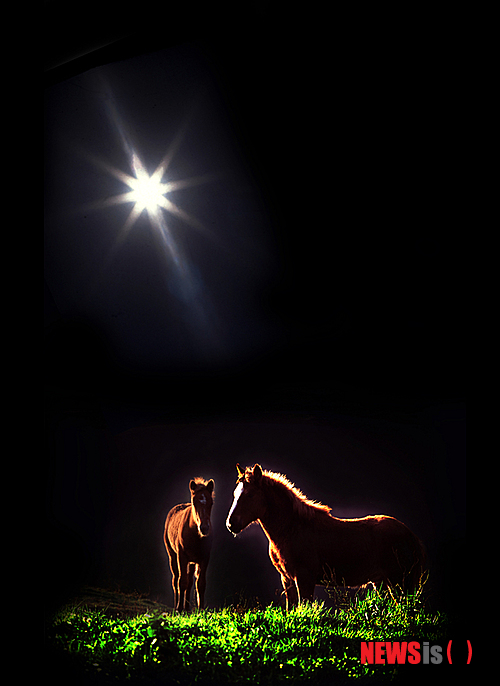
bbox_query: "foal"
[164,478,214,610]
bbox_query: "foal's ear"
[189,480,197,492]
[253,464,263,481]
[206,479,214,494]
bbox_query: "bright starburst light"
[87,147,210,259]
[59,78,232,359]
[126,156,171,216]
[79,89,215,266]
[72,89,225,355]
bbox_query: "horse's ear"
[236,463,244,478]
[253,464,263,481]
[189,480,197,492]
[206,479,214,494]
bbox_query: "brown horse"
[164,478,214,610]
[226,464,426,609]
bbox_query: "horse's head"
[226,463,266,535]
[190,478,214,537]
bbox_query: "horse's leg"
[281,574,298,611]
[295,570,316,605]
[165,539,180,609]
[195,561,208,610]
[269,544,297,611]
[186,563,195,611]
[177,551,190,611]
[172,555,180,609]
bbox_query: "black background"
[45,4,466,633]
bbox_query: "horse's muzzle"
[199,522,210,537]
[226,516,242,536]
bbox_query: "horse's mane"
[191,477,215,497]
[192,477,209,486]
[244,466,331,519]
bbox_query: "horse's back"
[355,515,425,587]
[314,513,425,588]
[369,515,423,555]
[164,503,190,550]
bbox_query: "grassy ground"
[46,586,447,685]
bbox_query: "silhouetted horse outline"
[164,478,214,610]
[226,464,426,609]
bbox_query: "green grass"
[46,586,447,684]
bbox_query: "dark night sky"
[45,7,466,626]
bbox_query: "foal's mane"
[245,467,331,518]
[190,477,215,497]
[192,477,209,487]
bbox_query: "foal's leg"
[195,561,208,610]
[165,542,180,609]
[177,551,191,611]
[186,563,196,610]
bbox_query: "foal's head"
[190,478,214,537]
[226,463,266,535]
